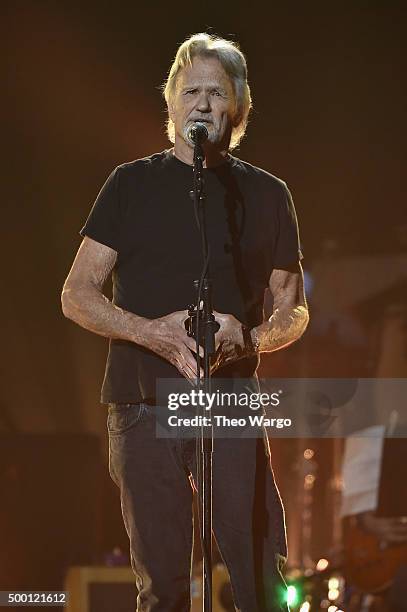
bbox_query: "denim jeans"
[107,402,289,612]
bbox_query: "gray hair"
[162,33,252,150]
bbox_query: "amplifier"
[64,567,137,612]
[65,564,232,612]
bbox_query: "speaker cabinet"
[65,567,137,612]
[65,564,232,612]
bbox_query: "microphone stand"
[186,139,219,612]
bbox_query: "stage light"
[327,606,338,612]
[328,588,340,600]
[299,602,311,612]
[304,473,316,489]
[328,577,339,590]
[316,558,329,571]
[286,585,299,607]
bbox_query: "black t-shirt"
[80,150,303,404]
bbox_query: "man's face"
[169,56,239,148]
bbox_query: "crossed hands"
[144,310,247,383]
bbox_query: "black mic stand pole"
[186,139,219,612]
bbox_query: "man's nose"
[196,92,211,112]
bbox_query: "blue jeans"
[107,402,289,611]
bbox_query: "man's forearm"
[251,305,309,354]
[62,283,203,380]
[61,284,151,346]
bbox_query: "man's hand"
[210,311,247,374]
[145,310,203,383]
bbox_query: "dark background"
[2,0,407,591]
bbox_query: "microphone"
[187,122,209,145]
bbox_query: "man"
[62,33,309,611]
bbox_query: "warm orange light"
[316,558,329,571]
[328,588,340,600]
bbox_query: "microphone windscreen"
[188,122,208,144]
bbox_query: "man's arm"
[251,262,309,353]
[61,236,202,381]
[211,263,309,371]
[61,237,146,342]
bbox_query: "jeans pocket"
[107,403,145,435]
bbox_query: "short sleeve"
[80,166,122,252]
[273,182,303,269]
